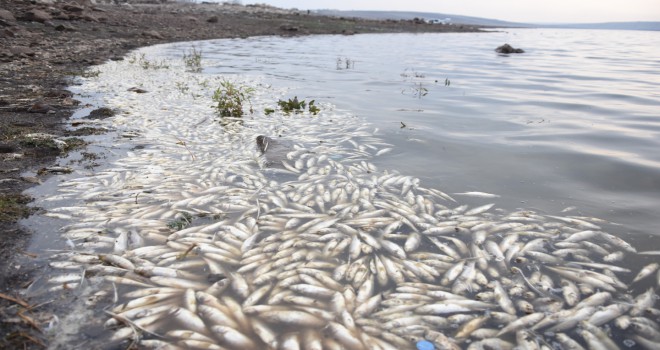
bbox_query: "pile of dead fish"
[40,47,659,350]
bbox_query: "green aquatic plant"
[0,194,34,223]
[128,53,170,70]
[412,82,428,99]
[81,69,101,78]
[401,68,425,80]
[400,68,432,99]
[175,81,189,94]
[61,137,87,152]
[336,57,355,70]
[198,78,210,89]
[19,136,86,153]
[183,46,203,72]
[275,97,320,115]
[212,80,255,117]
[167,212,193,231]
[66,68,101,78]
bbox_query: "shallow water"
[161,29,660,238]
[20,29,660,349]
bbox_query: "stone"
[279,24,299,32]
[10,46,35,57]
[55,23,76,32]
[255,135,292,169]
[85,107,115,120]
[142,30,164,39]
[495,44,524,54]
[27,101,51,113]
[3,28,17,37]
[24,9,52,23]
[53,13,71,20]
[61,97,79,106]
[207,16,219,23]
[0,9,17,23]
[81,13,99,22]
[63,4,85,13]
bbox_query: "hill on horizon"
[314,9,660,31]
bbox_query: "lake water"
[22,29,660,349]
[161,29,660,238]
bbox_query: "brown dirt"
[0,0,481,347]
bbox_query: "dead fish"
[633,263,660,283]
[453,192,500,199]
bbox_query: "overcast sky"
[234,0,660,23]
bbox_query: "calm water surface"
[163,29,660,241]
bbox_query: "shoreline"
[0,1,481,347]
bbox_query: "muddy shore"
[0,0,481,347]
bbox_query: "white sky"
[234,0,660,23]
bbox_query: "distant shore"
[0,1,481,347]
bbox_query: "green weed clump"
[270,97,320,115]
[183,47,203,72]
[167,212,193,231]
[175,81,189,94]
[128,53,170,70]
[0,194,34,222]
[212,80,255,117]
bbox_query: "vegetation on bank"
[265,97,321,116]
[0,194,35,223]
[128,53,170,70]
[183,46,203,72]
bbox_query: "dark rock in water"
[127,87,148,94]
[85,107,115,120]
[256,135,271,154]
[256,135,294,168]
[496,44,524,54]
